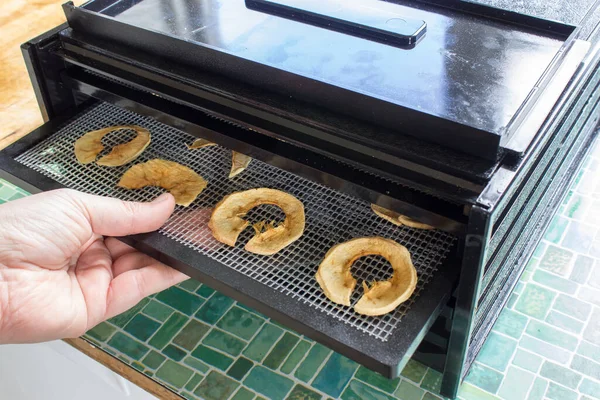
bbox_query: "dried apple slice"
[186,138,216,149]
[208,188,305,255]
[371,204,434,230]
[117,159,207,206]
[74,125,151,166]
[229,151,252,178]
[316,237,417,316]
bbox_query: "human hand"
[0,189,188,344]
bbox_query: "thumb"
[74,191,176,237]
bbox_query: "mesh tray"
[15,102,455,342]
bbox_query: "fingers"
[70,191,176,237]
[104,257,188,320]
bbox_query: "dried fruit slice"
[117,159,207,206]
[316,237,417,316]
[371,204,434,230]
[74,125,151,166]
[229,151,252,178]
[186,138,216,149]
[208,188,305,255]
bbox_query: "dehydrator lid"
[67,0,581,160]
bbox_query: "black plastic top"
[74,0,575,160]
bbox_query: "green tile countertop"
[1,139,600,399]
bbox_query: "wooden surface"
[0,0,85,149]
[0,2,176,397]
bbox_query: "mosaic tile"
[562,221,597,253]
[532,269,578,294]
[286,384,322,400]
[107,332,149,360]
[578,286,600,307]
[179,279,202,292]
[457,382,500,400]
[400,359,428,384]
[131,361,145,371]
[183,356,210,374]
[526,320,578,351]
[579,378,600,399]
[156,287,205,316]
[216,306,265,340]
[590,264,600,288]
[539,245,573,276]
[312,353,358,398]
[196,293,235,324]
[571,355,600,380]
[342,379,395,400]
[465,363,503,394]
[87,322,116,342]
[142,350,166,370]
[244,366,294,400]
[191,345,234,371]
[203,329,247,356]
[527,377,548,400]
[124,314,161,341]
[422,394,442,400]
[143,300,174,322]
[148,312,187,349]
[545,310,584,334]
[394,379,424,400]
[519,335,571,364]
[492,308,528,339]
[506,292,518,309]
[511,349,542,373]
[227,357,254,380]
[569,255,594,283]
[174,319,210,351]
[532,241,547,259]
[544,215,569,243]
[163,344,187,361]
[578,341,600,363]
[184,373,203,392]
[553,294,592,321]
[514,283,556,319]
[546,382,578,400]
[294,343,331,382]
[565,194,591,220]
[155,360,193,388]
[263,332,299,370]
[496,366,534,400]
[280,340,311,374]
[476,332,517,372]
[108,298,150,327]
[194,371,239,400]
[196,284,216,298]
[355,366,401,393]
[540,360,582,390]
[243,323,283,362]
[420,368,442,393]
[231,387,254,400]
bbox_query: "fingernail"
[151,193,173,204]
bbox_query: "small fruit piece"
[209,188,305,255]
[118,159,207,206]
[74,125,151,166]
[371,204,434,230]
[316,237,417,316]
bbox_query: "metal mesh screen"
[16,102,456,341]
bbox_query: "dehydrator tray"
[0,101,458,376]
